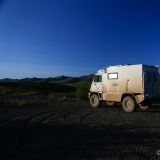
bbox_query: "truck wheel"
[122,96,136,112]
[106,101,115,106]
[139,105,149,110]
[90,94,101,108]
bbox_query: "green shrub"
[76,82,90,100]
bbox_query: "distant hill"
[0,78,19,83]
[0,75,93,85]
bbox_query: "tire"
[139,105,149,110]
[122,96,136,112]
[90,94,101,108]
[106,101,115,106]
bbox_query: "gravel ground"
[0,101,160,159]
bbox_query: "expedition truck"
[88,64,160,112]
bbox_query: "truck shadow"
[135,105,160,112]
[102,104,160,113]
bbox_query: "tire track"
[40,110,77,124]
[13,109,57,122]
[28,112,56,125]
[79,109,100,123]
[0,110,33,125]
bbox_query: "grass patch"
[0,82,76,106]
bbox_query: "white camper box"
[89,64,160,112]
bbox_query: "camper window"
[108,73,118,79]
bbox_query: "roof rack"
[108,64,132,68]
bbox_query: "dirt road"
[0,101,160,159]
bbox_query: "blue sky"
[0,0,160,78]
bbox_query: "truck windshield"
[93,75,102,83]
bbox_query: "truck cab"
[90,74,103,93]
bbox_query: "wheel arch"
[121,93,137,103]
[90,92,103,100]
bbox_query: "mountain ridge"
[0,75,93,84]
